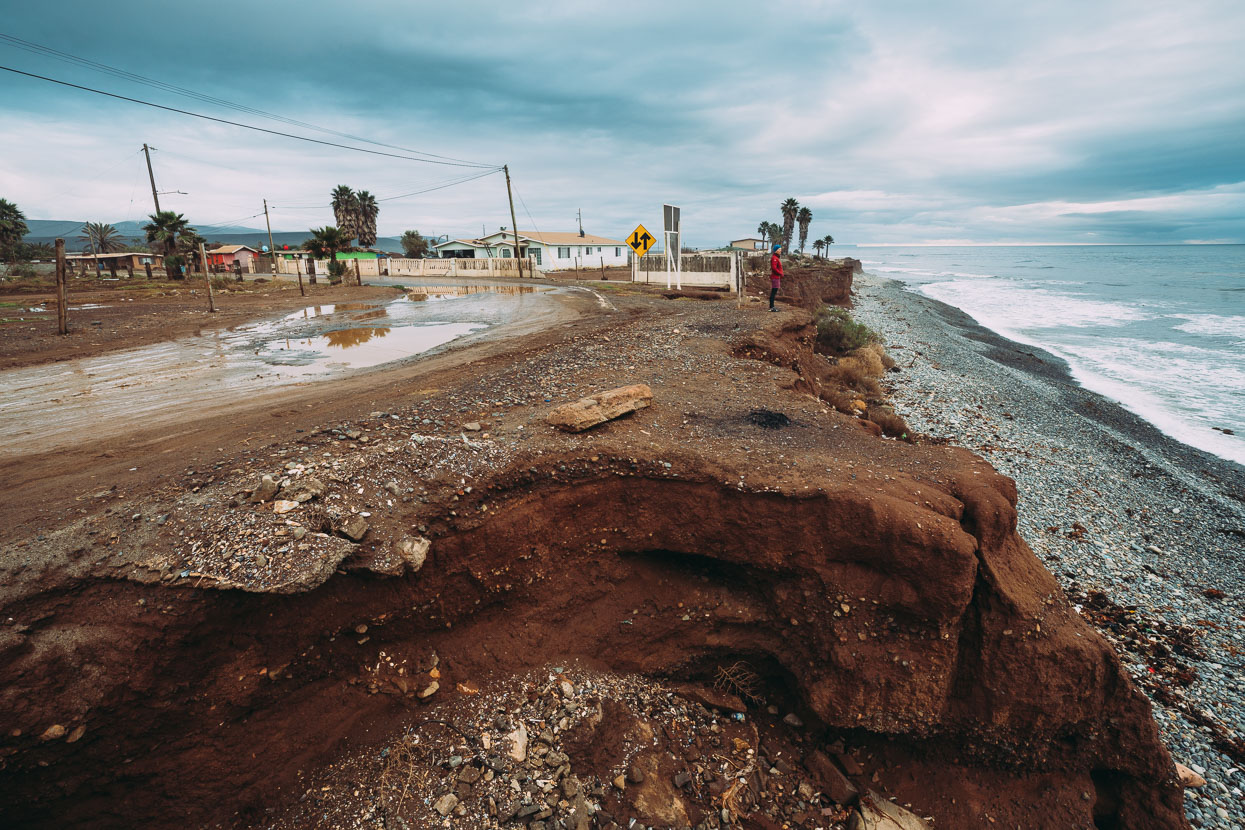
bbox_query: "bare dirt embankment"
[0,266,1189,829]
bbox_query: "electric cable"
[0,64,498,168]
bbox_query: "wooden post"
[354,257,362,286]
[599,256,605,281]
[55,238,68,335]
[145,261,153,280]
[200,242,216,313]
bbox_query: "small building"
[65,252,164,272]
[206,245,259,271]
[728,237,767,251]
[432,230,628,270]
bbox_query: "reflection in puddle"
[404,284,538,302]
[324,326,390,347]
[260,322,484,375]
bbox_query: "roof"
[65,251,161,259]
[474,230,625,246]
[731,237,764,243]
[207,245,258,254]
[431,238,491,249]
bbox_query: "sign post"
[663,204,681,290]
[626,223,656,284]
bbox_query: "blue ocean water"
[858,245,1245,466]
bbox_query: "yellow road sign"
[627,224,656,256]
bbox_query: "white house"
[432,230,629,271]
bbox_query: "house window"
[558,247,570,258]
[614,247,621,257]
[529,249,542,265]
[502,248,511,257]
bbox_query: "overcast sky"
[2,0,1243,246]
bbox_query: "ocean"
[857,245,1245,467]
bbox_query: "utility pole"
[264,199,301,295]
[577,208,583,237]
[504,165,523,279]
[142,144,161,215]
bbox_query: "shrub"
[211,276,230,291]
[814,305,877,354]
[9,263,36,278]
[867,405,911,440]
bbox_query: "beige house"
[434,230,628,270]
[729,237,767,251]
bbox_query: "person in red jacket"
[769,243,783,311]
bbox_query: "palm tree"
[813,238,825,258]
[305,226,349,282]
[331,185,359,245]
[400,230,429,258]
[757,221,769,247]
[780,198,800,255]
[80,221,125,268]
[821,234,835,253]
[0,198,29,263]
[356,190,379,248]
[178,230,209,272]
[797,206,813,253]
[143,211,192,259]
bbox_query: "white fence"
[384,257,533,278]
[631,251,742,290]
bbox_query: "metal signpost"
[663,204,681,290]
[627,223,656,283]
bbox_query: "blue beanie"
[772,243,781,253]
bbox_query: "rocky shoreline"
[853,273,1245,829]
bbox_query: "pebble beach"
[853,273,1245,828]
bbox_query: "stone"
[507,723,528,762]
[272,500,299,514]
[249,475,278,503]
[546,384,653,433]
[66,725,86,743]
[39,724,66,741]
[464,422,482,431]
[419,680,439,699]
[627,763,644,784]
[394,535,430,573]
[783,712,805,728]
[612,774,627,791]
[338,516,369,542]
[1176,762,1206,788]
[285,477,326,503]
[807,750,858,805]
[847,790,929,830]
[433,793,459,816]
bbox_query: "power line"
[273,168,502,210]
[0,64,498,169]
[0,34,498,168]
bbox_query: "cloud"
[1,0,1243,244]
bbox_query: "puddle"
[0,281,569,458]
[260,323,484,375]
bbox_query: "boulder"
[547,384,653,433]
[248,475,278,503]
[394,535,430,573]
[283,477,326,503]
[337,516,369,542]
[1176,762,1206,788]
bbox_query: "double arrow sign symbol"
[629,230,653,251]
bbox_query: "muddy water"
[0,284,559,458]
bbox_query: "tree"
[305,226,349,281]
[821,234,835,253]
[82,222,125,255]
[401,230,429,258]
[17,242,55,260]
[356,190,379,248]
[813,238,825,258]
[331,185,359,245]
[0,198,29,263]
[757,222,769,247]
[780,198,800,255]
[178,230,209,271]
[797,206,813,253]
[142,211,192,259]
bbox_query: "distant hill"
[23,220,403,254]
